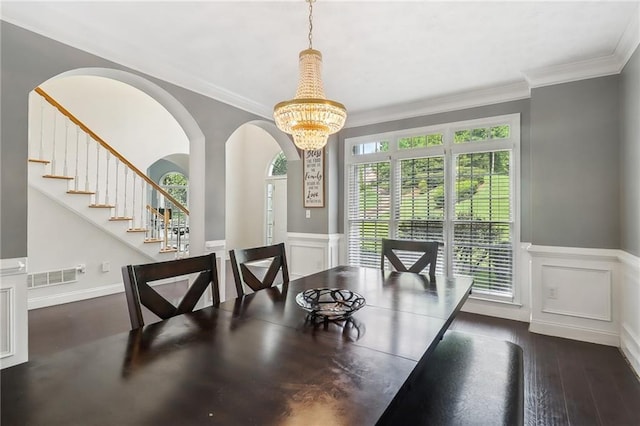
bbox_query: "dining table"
[1,265,473,425]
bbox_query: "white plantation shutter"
[347,161,391,268]
[346,115,519,301]
[452,151,513,295]
[394,156,446,273]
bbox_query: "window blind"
[453,151,513,295]
[347,161,391,268]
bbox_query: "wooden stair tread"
[127,228,148,233]
[144,238,163,243]
[67,190,95,195]
[109,217,132,221]
[89,204,115,208]
[29,158,50,164]
[160,248,178,253]
[43,174,74,180]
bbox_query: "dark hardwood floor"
[27,278,640,426]
[450,312,640,426]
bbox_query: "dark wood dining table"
[1,265,472,426]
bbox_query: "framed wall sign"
[303,149,325,208]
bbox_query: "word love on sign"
[303,149,325,208]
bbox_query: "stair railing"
[29,87,190,257]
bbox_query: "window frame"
[344,114,521,304]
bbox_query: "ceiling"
[2,1,639,126]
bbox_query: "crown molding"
[616,4,640,71]
[523,55,623,89]
[345,81,531,129]
[0,16,273,120]
[524,7,639,88]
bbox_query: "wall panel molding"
[620,250,640,376]
[528,245,620,346]
[0,257,29,368]
[540,265,611,321]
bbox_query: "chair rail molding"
[1,257,29,368]
[287,233,343,279]
[528,245,621,347]
[619,250,640,376]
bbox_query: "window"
[160,172,188,207]
[269,151,288,176]
[345,115,519,301]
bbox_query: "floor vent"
[28,268,78,288]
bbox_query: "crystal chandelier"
[273,0,347,151]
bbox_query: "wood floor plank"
[533,334,570,426]
[555,338,601,426]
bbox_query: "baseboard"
[28,283,124,310]
[529,319,619,347]
[621,324,640,377]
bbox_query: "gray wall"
[620,46,640,256]
[340,76,622,250]
[286,134,339,235]
[339,100,533,241]
[0,21,328,258]
[530,76,620,248]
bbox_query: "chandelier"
[273,0,347,151]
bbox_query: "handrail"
[34,86,189,215]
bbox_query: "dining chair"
[121,253,220,329]
[230,242,289,297]
[380,238,439,278]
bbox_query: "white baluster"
[38,100,45,160]
[94,145,100,203]
[84,134,90,192]
[50,111,57,175]
[63,118,69,177]
[131,174,137,229]
[104,151,111,205]
[123,167,129,218]
[74,125,80,191]
[114,159,120,217]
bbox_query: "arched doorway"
[265,151,288,246]
[26,72,200,309]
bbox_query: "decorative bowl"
[295,288,366,320]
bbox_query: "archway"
[39,67,206,255]
[27,71,202,313]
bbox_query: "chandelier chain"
[308,0,314,49]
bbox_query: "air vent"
[28,268,78,288]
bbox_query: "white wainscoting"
[204,240,227,302]
[619,250,640,376]
[287,233,342,279]
[528,245,621,346]
[1,257,29,368]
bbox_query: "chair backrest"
[230,242,289,297]
[381,239,439,278]
[121,253,219,329]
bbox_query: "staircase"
[28,87,189,261]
